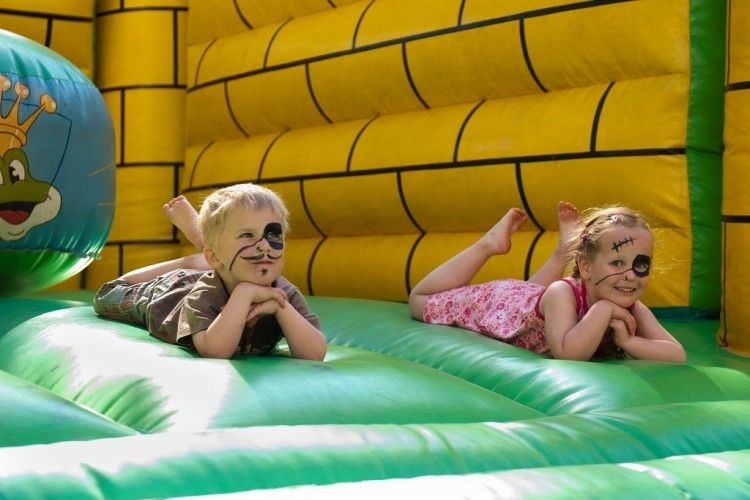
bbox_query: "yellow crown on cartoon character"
[0,75,56,155]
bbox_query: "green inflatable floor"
[0,293,748,498]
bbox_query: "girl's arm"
[614,301,687,363]
[540,283,635,360]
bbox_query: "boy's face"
[207,205,285,288]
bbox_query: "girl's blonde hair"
[198,183,290,250]
[564,205,652,278]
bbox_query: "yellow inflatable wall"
[4,1,736,349]
[722,0,750,355]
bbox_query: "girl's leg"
[528,200,580,286]
[409,208,527,320]
[163,195,204,250]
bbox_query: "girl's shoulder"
[539,278,586,316]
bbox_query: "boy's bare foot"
[556,200,580,256]
[163,195,204,250]
[480,208,527,255]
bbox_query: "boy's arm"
[614,302,687,363]
[192,282,287,359]
[275,305,327,361]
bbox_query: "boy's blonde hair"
[198,183,289,250]
[564,205,652,278]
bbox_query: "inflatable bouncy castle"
[1,0,750,497]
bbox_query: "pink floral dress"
[423,277,598,355]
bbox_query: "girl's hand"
[609,303,636,336]
[610,318,634,347]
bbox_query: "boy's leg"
[409,208,527,320]
[528,201,580,286]
[120,253,211,284]
[163,195,204,250]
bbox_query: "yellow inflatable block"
[309,45,425,123]
[266,3,367,66]
[596,75,688,150]
[184,135,277,187]
[526,0,687,91]
[311,235,419,300]
[304,174,418,236]
[727,1,750,84]
[261,120,370,179]
[351,103,476,170]
[724,91,750,214]
[227,66,328,135]
[721,223,750,355]
[109,168,176,241]
[283,237,323,296]
[97,10,183,88]
[354,0,461,47]
[1,0,91,16]
[458,86,601,160]
[124,89,186,163]
[267,181,321,239]
[188,26,277,85]
[407,22,540,107]
[186,85,248,144]
[400,164,523,233]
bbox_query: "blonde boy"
[94,184,326,360]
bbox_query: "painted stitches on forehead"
[612,236,636,252]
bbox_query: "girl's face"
[579,225,653,308]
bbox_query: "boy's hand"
[246,299,284,325]
[234,282,288,305]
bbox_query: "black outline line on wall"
[97,6,188,17]
[264,19,292,68]
[44,18,53,46]
[457,0,468,25]
[306,64,333,123]
[402,42,430,109]
[347,115,379,172]
[224,81,250,137]
[405,232,426,294]
[352,0,377,49]
[590,82,615,152]
[397,171,425,233]
[258,130,289,180]
[519,19,547,93]
[301,180,327,295]
[233,0,254,29]
[194,39,217,87]
[187,141,214,190]
[726,82,750,92]
[453,100,485,162]
[172,10,180,86]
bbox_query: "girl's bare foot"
[480,208,527,255]
[556,200,580,256]
[163,195,204,250]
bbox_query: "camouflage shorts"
[92,269,204,327]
